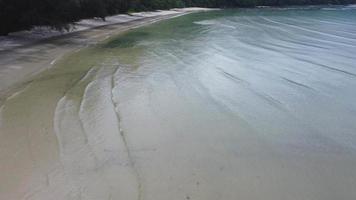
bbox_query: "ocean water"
[1,6,356,200]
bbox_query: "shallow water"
[1,6,356,200]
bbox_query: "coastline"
[1,5,356,200]
[0,7,213,104]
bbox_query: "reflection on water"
[1,6,356,200]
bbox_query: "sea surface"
[1,6,356,200]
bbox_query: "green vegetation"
[0,0,355,35]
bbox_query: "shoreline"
[0,8,214,52]
[0,7,213,105]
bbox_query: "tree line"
[1,0,355,35]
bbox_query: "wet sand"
[0,8,212,200]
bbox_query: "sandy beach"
[1,6,356,200]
